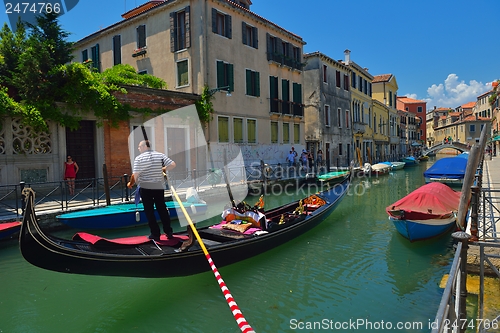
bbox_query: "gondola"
[19,174,351,278]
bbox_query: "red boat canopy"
[386,182,461,220]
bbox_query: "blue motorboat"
[57,200,207,230]
[423,154,468,187]
[400,156,419,166]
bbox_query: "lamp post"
[207,86,231,97]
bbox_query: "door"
[65,120,96,180]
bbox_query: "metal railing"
[0,166,259,219]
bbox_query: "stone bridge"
[423,142,470,156]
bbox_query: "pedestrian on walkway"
[127,140,176,241]
[64,156,79,196]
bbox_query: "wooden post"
[470,185,479,241]
[103,164,111,206]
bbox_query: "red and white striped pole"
[168,177,255,332]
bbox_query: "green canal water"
[0,158,464,332]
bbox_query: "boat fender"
[191,204,197,215]
[135,211,140,222]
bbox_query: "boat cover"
[423,156,468,180]
[386,182,461,220]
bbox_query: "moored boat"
[423,155,468,187]
[19,174,352,278]
[386,182,461,242]
[370,163,391,175]
[381,161,405,171]
[401,156,419,165]
[316,170,350,184]
[56,200,208,230]
[0,221,22,240]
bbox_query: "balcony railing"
[353,123,365,134]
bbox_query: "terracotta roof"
[449,112,461,116]
[440,116,447,120]
[461,101,476,109]
[396,96,426,104]
[122,1,165,19]
[463,115,490,122]
[372,74,393,83]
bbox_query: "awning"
[492,135,500,142]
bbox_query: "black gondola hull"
[20,177,350,278]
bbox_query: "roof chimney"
[344,49,351,65]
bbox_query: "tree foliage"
[0,14,167,132]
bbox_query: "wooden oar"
[165,173,255,333]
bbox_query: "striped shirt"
[133,150,174,190]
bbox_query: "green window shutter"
[242,22,247,45]
[282,79,289,101]
[252,27,258,49]
[247,119,256,143]
[226,14,232,39]
[185,6,191,48]
[218,117,229,142]
[228,63,234,91]
[245,69,251,95]
[212,8,217,33]
[234,118,243,143]
[271,122,278,143]
[266,33,271,61]
[216,61,224,88]
[255,71,260,97]
[170,12,176,52]
[270,76,277,99]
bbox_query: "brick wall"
[104,86,200,178]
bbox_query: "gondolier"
[127,140,176,241]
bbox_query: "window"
[271,121,278,143]
[91,44,100,72]
[269,76,279,113]
[247,119,256,143]
[417,106,423,113]
[339,143,343,156]
[81,49,88,62]
[216,60,234,91]
[389,91,393,107]
[323,65,328,83]
[292,82,303,116]
[469,124,476,132]
[245,69,260,97]
[325,105,330,127]
[351,72,356,89]
[283,122,289,143]
[176,59,189,87]
[242,22,258,48]
[233,118,243,143]
[345,110,350,129]
[293,124,300,144]
[343,74,349,91]
[282,79,290,115]
[336,70,341,88]
[112,35,121,66]
[137,25,146,49]
[337,108,342,128]
[170,6,191,52]
[212,8,232,38]
[138,70,148,75]
[218,116,229,142]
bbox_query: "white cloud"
[421,74,490,110]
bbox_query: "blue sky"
[2,0,498,111]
